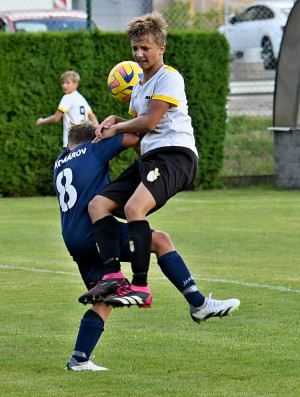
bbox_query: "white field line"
[172,197,300,206]
[1,264,299,294]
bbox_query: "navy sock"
[158,251,205,307]
[72,311,104,362]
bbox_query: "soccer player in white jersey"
[36,70,98,147]
[84,13,240,312]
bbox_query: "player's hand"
[93,126,118,143]
[36,118,44,126]
[92,115,117,143]
[98,115,117,131]
[92,125,106,143]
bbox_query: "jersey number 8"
[56,168,77,212]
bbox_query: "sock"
[158,251,205,307]
[72,310,104,362]
[128,220,152,286]
[92,216,121,274]
[102,270,125,280]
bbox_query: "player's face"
[62,78,78,94]
[131,34,165,76]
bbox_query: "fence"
[0,0,295,118]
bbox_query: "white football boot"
[66,356,108,371]
[190,293,240,323]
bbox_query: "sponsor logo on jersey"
[55,148,87,169]
[145,86,154,100]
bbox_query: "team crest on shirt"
[147,167,160,182]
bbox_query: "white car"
[218,1,294,69]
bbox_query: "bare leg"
[124,182,156,221]
[90,302,112,322]
[88,195,120,223]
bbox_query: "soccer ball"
[107,61,143,103]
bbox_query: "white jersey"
[129,65,198,157]
[58,90,93,147]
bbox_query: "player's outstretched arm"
[98,115,127,131]
[88,111,99,125]
[36,110,63,126]
[115,100,169,135]
[93,100,169,143]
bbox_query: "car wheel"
[262,38,276,70]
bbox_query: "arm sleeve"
[92,134,125,164]
[58,95,70,113]
[129,86,137,116]
[152,70,183,107]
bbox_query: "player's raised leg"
[154,230,240,323]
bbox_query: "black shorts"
[99,147,198,217]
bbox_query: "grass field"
[0,188,299,397]
[222,116,274,176]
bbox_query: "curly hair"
[126,12,168,46]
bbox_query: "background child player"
[36,70,98,148]
[85,13,236,310]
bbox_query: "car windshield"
[14,18,89,32]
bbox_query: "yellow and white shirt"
[58,90,93,147]
[129,65,198,157]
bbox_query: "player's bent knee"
[124,201,143,220]
[152,230,175,257]
[124,186,156,220]
[88,196,102,218]
[88,195,112,221]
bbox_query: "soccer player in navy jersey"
[55,120,227,371]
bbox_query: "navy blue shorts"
[73,222,131,290]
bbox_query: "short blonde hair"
[61,70,80,83]
[126,12,168,46]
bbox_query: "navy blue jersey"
[53,135,124,258]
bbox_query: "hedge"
[0,30,229,196]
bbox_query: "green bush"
[0,29,229,196]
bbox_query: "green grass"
[222,116,274,176]
[0,189,299,397]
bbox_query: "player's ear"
[159,43,166,55]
